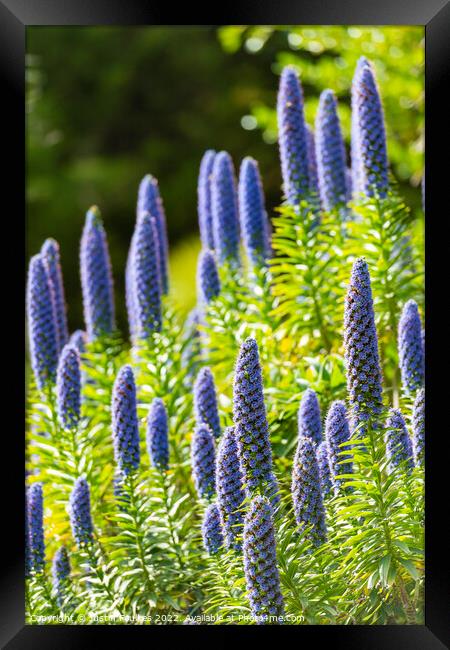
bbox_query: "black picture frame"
[2,1,449,647]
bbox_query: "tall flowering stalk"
[27,483,45,574]
[197,249,221,305]
[27,254,58,390]
[216,427,245,550]
[198,150,216,250]
[292,436,327,547]
[298,389,322,446]
[130,212,162,338]
[202,503,223,555]
[398,300,424,393]
[194,367,221,439]
[351,57,389,198]
[242,496,284,623]
[385,409,414,473]
[41,238,68,351]
[324,401,353,493]
[191,424,216,499]
[56,344,81,431]
[316,441,332,497]
[111,365,141,475]
[344,258,383,434]
[277,66,309,205]
[211,151,240,265]
[147,398,169,470]
[238,156,271,268]
[412,388,424,466]
[315,89,348,210]
[233,338,279,503]
[80,206,115,340]
[137,174,169,294]
[69,478,94,547]
[52,546,71,606]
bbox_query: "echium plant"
[315,89,348,210]
[324,401,352,493]
[194,367,221,439]
[27,483,45,574]
[69,477,94,547]
[385,409,414,473]
[398,300,424,393]
[198,150,216,250]
[52,546,71,607]
[233,338,279,503]
[297,389,322,446]
[343,258,383,434]
[242,496,285,623]
[277,66,310,205]
[27,254,58,390]
[80,206,115,341]
[412,388,424,466]
[111,365,141,475]
[202,503,223,555]
[147,398,169,470]
[238,156,271,268]
[216,427,245,551]
[41,238,68,351]
[56,344,81,431]
[316,441,332,497]
[137,174,169,294]
[351,57,389,198]
[211,151,240,266]
[191,424,216,499]
[291,435,327,547]
[196,249,221,306]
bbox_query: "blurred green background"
[26,26,424,334]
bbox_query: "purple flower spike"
[41,238,68,351]
[194,367,221,439]
[298,389,322,446]
[27,254,59,390]
[137,174,169,294]
[243,496,285,623]
[196,249,221,306]
[292,436,327,547]
[344,258,383,434]
[385,409,414,473]
[398,300,424,393]
[56,344,81,430]
[412,388,424,466]
[277,66,310,205]
[52,546,71,606]
[233,338,279,504]
[316,441,332,497]
[69,478,94,547]
[238,156,271,268]
[80,206,115,341]
[111,365,141,475]
[202,503,223,555]
[69,330,87,354]
[211,151,240,265]
[198,150,216,250]
[324,401,352,493]
[27,483,45,574]
[147,398,169,470]
[216,427,245,551]
[191,424,216,499]
[315,89,348,210]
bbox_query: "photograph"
[25,25,425,626]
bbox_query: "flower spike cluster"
[243,496,285,623]
[315,89,348,210]
[191,424,216,499]
[211,151,240,265]
[202,503,223,555]
[27,254,59,390]
[298,389,322,446]
[292,436,327,547]
[385,409,414,473]
[137,174,169,294]
[412,388,424,466]
[324,401,353,493]
[27,483,45,574]
[238,156,271,268]
[80,206,115,340]
[147,398,169,470]
[69,478,94,547]
[277,66,310,205]
[344,258,383,434]
[41,238,68,351]
[56,344,81,430]
[194,367,221,439]
[197,249,221,305]
[216,427,245,550]
[398,300,424,393]
[52,546,71,606]
[111,365,141,475]
[198,150,216,250]
[316,441,332,497]
[233,338,279,504]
